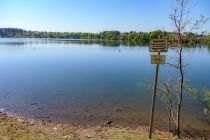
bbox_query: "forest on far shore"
[0,28,210,45]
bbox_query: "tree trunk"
[176,46,184,138]
[168,99,173,131]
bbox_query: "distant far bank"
[0,28,210,45]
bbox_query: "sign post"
[149,39,167,139]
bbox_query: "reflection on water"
[0,38,209,132]
[0,38,149,47]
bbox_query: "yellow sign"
[150,39,168,52]
[151,55,166,64]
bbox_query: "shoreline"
[0,111,209,139]
[0,111,171,140]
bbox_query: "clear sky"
[0,0,209,33]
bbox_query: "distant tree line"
[0,28,209,44]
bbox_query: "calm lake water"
[0,38,209,131]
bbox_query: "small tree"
[162,0,208,138]
[188,86,210,122]
[159,79,187,134]
[159,81,174,131]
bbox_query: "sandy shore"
[0,111,209,140]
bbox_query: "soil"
[0,111,209,140]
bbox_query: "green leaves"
[187,84,210,110]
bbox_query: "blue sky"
[0,0,209,33]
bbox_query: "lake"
[0,38,209,132]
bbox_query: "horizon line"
[0,27,208,34]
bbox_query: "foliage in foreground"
[188,86,210,121]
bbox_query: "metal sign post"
[149,39,167,139]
